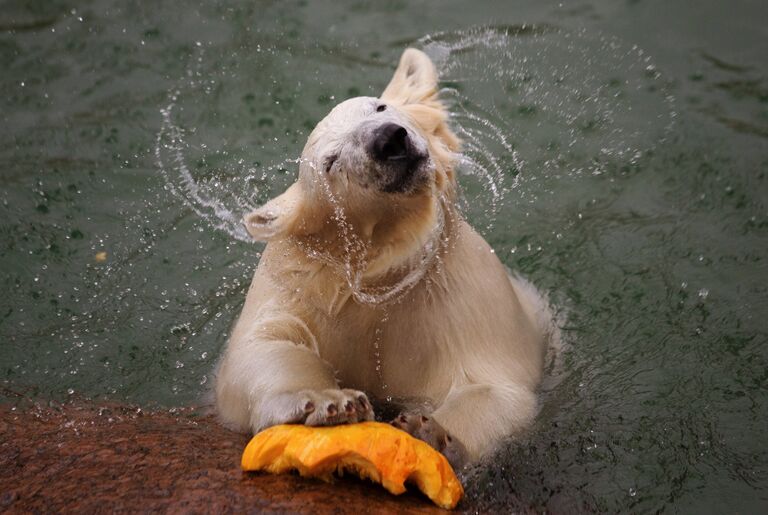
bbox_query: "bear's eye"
[376,104,387,113]
[324,154,338,173]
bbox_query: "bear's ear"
[243,182,304,241]
[380,48,439,106]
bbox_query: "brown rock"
[0,400,447,513]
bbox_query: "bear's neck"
[264,197,460,311]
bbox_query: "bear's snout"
[369,123,411,162]
[366,122,427,193]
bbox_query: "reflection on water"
[1,0,767,512]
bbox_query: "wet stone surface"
[0,399,458,513]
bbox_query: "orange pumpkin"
[241,421,463,509]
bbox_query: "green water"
[1,0,767,512]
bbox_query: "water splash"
[155,96,252,242]
[155,25,676,302]
[420,25,676,228]
[154,44,300,244]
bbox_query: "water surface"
[1,0,767,512]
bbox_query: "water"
[1,0,767,512]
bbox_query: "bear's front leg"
[260,387,374,428]
[392,383,537,468]
[216,337,374,434]
[392,411,469,469]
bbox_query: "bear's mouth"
[380,153,428,194]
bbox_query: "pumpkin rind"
[241,421,463,509]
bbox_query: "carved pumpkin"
[241,421,463,509]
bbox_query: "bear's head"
[245,49,460,276]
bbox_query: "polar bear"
[214,48,553,468]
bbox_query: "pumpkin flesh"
[241,421,463,509]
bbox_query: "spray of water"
[156,96,251,242]
[155,25,675,306]
[421,26,676,227]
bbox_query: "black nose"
[369,123,410,162]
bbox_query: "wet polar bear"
[215,48,553,468]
